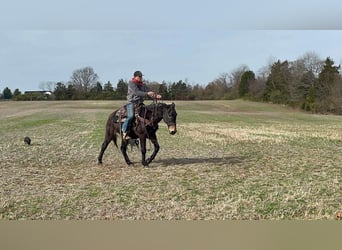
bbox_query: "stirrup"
[122,132,131,140]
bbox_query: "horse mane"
[145,102,164,110]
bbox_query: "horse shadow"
[153,156,247,168]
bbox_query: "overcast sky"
[1,0,342,91]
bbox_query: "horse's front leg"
[139,138,148,167]
[120,138,133,165]
[146,134,159,165]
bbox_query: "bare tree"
[299,51,324,77]
[257,56,277,79]
[286,52,323,105]
[249,76,266,100]
[39,81,56,92]
[229,65,249,87]
[289,59,310,103]
[70,66,99,93]
[228,65,249,98]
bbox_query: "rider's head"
[133,70,143,81]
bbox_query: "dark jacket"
[127,79,148,104]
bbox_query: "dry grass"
[0,100,341,220]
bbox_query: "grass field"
[0,100,341,219]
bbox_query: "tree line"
[1,52,342,114]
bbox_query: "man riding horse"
[121,70,162,140]
[97,70,177,166]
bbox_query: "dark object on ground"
[24,136,31,145]
[128,138,140,151]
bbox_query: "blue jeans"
[121,102,134,133]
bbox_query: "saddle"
[113,103,146,124]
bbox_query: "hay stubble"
[0,100,341,219]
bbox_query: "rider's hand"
[147,91,155,97]
[147,92,162,99]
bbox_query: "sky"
[1,0,342,92]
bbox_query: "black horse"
[98,102,177,166]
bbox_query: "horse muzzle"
[168,125,177,135]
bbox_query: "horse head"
[162,102,177,135]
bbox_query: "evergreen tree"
[102,81,115,99]
[239,70,255,98]
[264,60,291,104]
[103,81,114,92]
[67,84,77,100]
[311,57,341,112]
[89,82,103,99]
[116,79,127,99]
[13,89,22,99]
[54,82,68,100]
[158,82,169,100]
[2,87,13,99]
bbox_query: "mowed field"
[0,100,341,220]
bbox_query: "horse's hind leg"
[98,138,111,164]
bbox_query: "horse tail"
[106,110,120,148]
[112,131,118,148]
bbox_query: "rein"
[136,101,161,139]
[138,100,161,128]
[145,97,163,124]
[137,107,154,127]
